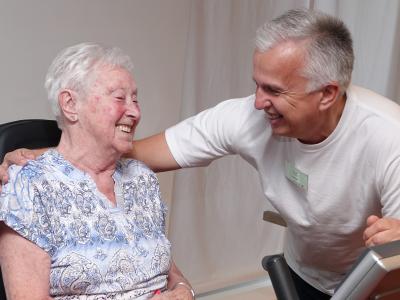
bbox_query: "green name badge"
[285,161,308,191]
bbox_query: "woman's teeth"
[117,125,131,133]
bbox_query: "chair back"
[0,119,61,160]
[0,119,61,300]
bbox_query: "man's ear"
[319,84,340,111]
[58,89,78,122]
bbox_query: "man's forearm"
[130,132,181,172]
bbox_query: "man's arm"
[0,223,53,300]
[130,132,181,172]
[0,132,179,189]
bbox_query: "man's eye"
[115,96,125,100]
[270,90,281,96]
[263,86,281,96]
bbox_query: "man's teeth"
[117,125,132,133]
[268,114,282,120]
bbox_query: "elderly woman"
[0,43,194,300]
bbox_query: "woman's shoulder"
[6,154,48,184]
[118,158,155,177]
[2,150,62,202]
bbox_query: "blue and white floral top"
[0,149,171,300]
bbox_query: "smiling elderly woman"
[0,43,194,300]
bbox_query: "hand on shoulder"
[0,148,37,191]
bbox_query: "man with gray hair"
[2,8,400,299]
[133,9,400,299]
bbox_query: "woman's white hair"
[44,42,134,129]
[255,9,354,94]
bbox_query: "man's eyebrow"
[267,84,284,92]
[253,78,281,90]
[263,83,286,94]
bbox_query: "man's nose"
[254,91,272,110]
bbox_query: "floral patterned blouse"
[0,149,171,299]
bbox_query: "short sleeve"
[0,164,54,254]
[165,96,255,168]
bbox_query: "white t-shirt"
[165,85,400,294]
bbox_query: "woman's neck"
[57,139,120,205]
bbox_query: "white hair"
[255,9,354,94]
[44,42,134,128]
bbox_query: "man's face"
[252,41,324,144]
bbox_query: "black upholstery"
[0,119,61,300]
[0,119,61,160]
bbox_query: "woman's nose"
[126,101,141,120]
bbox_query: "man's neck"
[299,93,347,144]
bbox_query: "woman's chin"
[117,143,134,155]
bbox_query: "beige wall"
[0,0,191,205]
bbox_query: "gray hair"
[255,9,354,94]
[44,42,134,128]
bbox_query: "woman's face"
[77,64,141,155]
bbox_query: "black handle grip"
[262,254,300,300]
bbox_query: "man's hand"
[363,215,400,247]
[149,285,194,300]
[0,148,36,189]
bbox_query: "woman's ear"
[58,89,78,122]
[319,84,340,111]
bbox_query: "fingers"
[365,232,385,247]
[363,216,400,247]
[363,215,381,243]
[0,163,9,180]
[0,159,10,190]
[19,148,36,160]
[363,216,386,246]
[6,148,32,164]
[0,148,36,191]
[0,164,9,192]
[366,215,380,227]
[4,148,35,167]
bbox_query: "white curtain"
[167,0,400,293]
[313,0,400,101]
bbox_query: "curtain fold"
[314,0,400,101]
